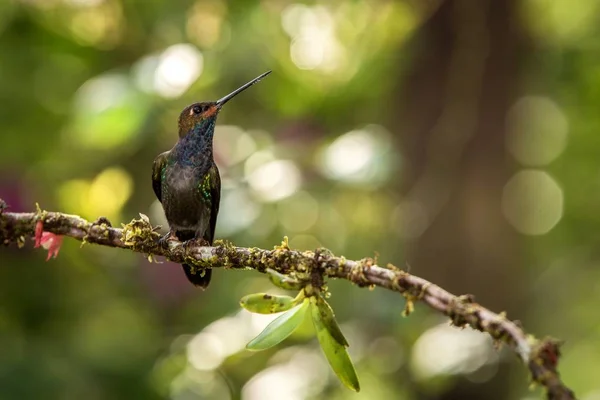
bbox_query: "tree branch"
[0,202,575,400]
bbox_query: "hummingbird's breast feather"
[162,163,211,235]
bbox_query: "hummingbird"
[152,71,271,289]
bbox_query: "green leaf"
[315,296,349,347]
[266,268,302,290]
[311,302,360,392]
[240,293,296,314]
[246,299,309,351]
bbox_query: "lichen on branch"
[0,201,575,400]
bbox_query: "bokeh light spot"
[68,1,122,48]
[320,125,393,185]
[526,0,599,43]
[57,179,91,216]
[185,311,275,375]
[132,55,160,94]
[502,170,563,235]
[244,150,276,178]
[282,4,345,72]
[217,187,260,236]
[369,337,404,374]
[88,167,133,218]
[187,332,226,371]
[154,44,204,98]
[76,73,129,114]
[242,349,328,400]
[71,73,148,149]
[277,191,319,232]
[248,160,302,202]
[506,96,568,166]
[411,324,498,380]
[214,125,257,167]
[65,0,105,8]
[186,316,240,372]
[186,1,228,49]
[325,130,374,176]
[288,234,321,250]
[57,167,132,221]
[582,390,600,400]
[281,4,309,37]
[170,367,231,400]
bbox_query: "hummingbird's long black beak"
[216,71,271,108]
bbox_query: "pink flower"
[34,220,64,261]
[34,220,43,246]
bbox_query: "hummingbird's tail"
[182,264,212,289]
[176,230,212,289]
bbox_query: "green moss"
[386,263,400,271]
[274,236,290,251]
[315,247,334,258]
[214,238,235,249]
[121,214,161,250]
[34,203,49,228]
[402,297,414,317]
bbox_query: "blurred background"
[0,0,598,399]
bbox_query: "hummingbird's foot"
[158,231,178,249]
[197,238,210,247]
[182,238,209,253]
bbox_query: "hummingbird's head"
[177,70,272,139]
[178,102,219,138]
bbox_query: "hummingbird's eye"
[192,105,203,115]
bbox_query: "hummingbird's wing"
[203,162,221,245]
[151,151,170,202]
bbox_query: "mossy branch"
[0,202,575,400]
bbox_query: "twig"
[0,203,575,400]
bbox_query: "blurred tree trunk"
[393,0,525,398]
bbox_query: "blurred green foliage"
[1,0,598,399]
